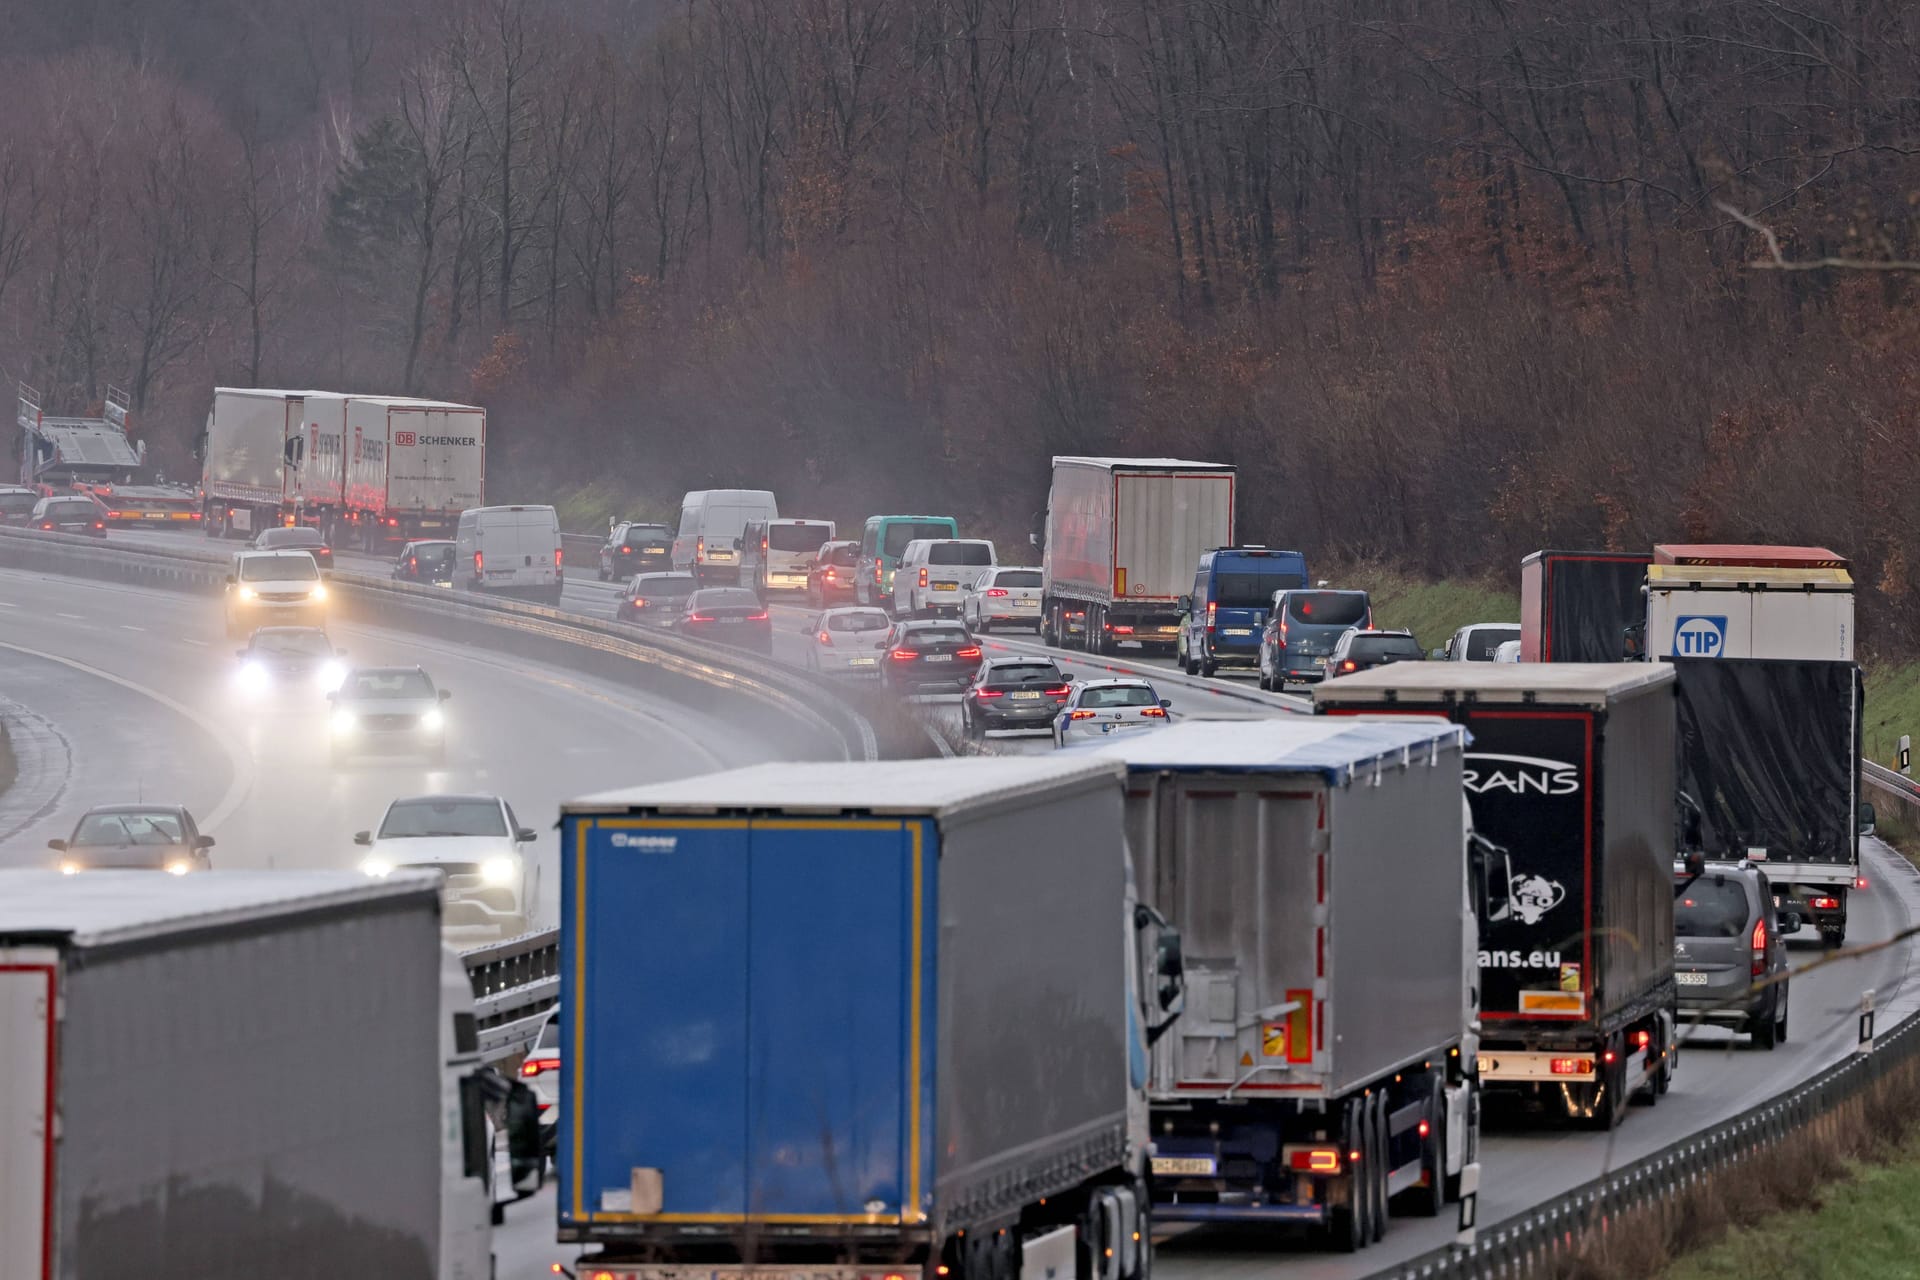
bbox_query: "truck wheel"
[1330,1099,1367,1252]
[1822,923,1846,950]
[1368,1093,1389,1242]
[1407,1081,1446,1216]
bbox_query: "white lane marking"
[180,638,208,646]
[55,612,85,620]
[119,625,145,632]
[0,640,255,833]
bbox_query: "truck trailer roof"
[1646,563,1852,590]
[1653,543,1848,570]
[1053,455,1235,471]
[1312,661,1674,708]
[0,869,440,949]
[1080,716,1464,782]
[567,756,1126,817]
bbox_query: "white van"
[672,489,778,585]
[893,538,997,618]
[454,505,563,604]
[741,518,836,594]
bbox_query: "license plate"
[924,654,952,663]
[1016,599,1038,608]
[1224,627,1253,636]
[1152,1156,1217,1176]
[142,513,168,520]
[718,616,742,625]
[934,582,957,591]
[849,657,877,667]
[434,581,453,589]
[1157,626,1180,635]
[643,547,665,555]
[1011,691,1042,700]
[1315,656,1330,667]
[1676,971,1709,986]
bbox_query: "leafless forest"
[5,0,1919,623]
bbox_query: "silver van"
[454,505,563,604]
[672,489,778,585]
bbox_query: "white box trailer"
[1081,717,1479,1250]
[201,387,340,536]
[1645,563,1854,661]
[1040,456,1235,654]
[0,870,463,1279]
[343,396,487,552]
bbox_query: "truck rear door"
[1,951,57,1280]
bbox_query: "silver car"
[1674,860,1792,1049]
[799,606,892,674]
[963,567,1044,633]
[328,666,452,765]
[1053,678,1172,747]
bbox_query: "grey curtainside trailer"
[0,870,447,1280]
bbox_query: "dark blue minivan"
[1178,547,1310,676]
[1258,589,1373,688]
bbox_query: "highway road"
[56,529,1920,1278]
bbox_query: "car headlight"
[480,856,517,886]
[317,661,345,692]
[359,857,393,878]
[165,860,193,876]
[331,709,358,734]
[420,707,445,732]
[236,585,257,601]
[310,584,328,602]
[59,860,80,875]
[237,661,269,694]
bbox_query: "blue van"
[1178,547,1310,676]
[1258,588,1373,688]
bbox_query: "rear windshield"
[240,554,319,581]
[690,588,761,610]
[73,810,184,846]
[883,521,955,558]
[1675,878,1751,938]
[771,524,831,552]
[827,612,889,633]
[1288,592,1368,626]
[264,527,323,547]
[992,569,1041,588]
[624,526,670,547]
[253,630,332,657]
[929,542,993,566]
[1215,569,1305,607]
[1082,684,1158,708]
[1349,634,1422,660]
[904,626,969,646]
[634,576,695,599]
[0,492,38,514]
[344,670,434,699]
[45,498,97,513]
[410,543,454,564]
[826,543,859,567]
[987,663,1064,684]
[378,799,506,839]
[1464,627,1522,661]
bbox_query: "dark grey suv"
[1674,860,1793,1049]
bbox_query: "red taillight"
[975,689,1004,699]
[984,588,1009,597]
[1044,685,1071,696]
[875,561,883,582]
[387,517,398,526]
[1857,877,1870,890]
[1550,1058,1593,1076]
[620,546,631,555]
[1111,624,1134,634]
[746,610,768,621]
[1417,1119,1431,1139]
[1070,709,1097,720]
[687,611,714,622]
[1751,916,1768,974]
[92,522,103,529]
[919,567,928,588]
[762,536,769,552]
[956,646,982,659]
[1286,1147,1342,1173]
[1141,706,1168,718]
[1205,600,1217,631]
[39,522,52,529]
[1635,1029,1651,1049]
[890,648,919,661]
[630,598,647,609]
[520,1056,560,1078]
[409,557,417,569]
[817,631,831,644]
[555,548,564,568]
[1340,660,1357,671]
[190,512,202,519]
[1810,896,1840,910]
[824,569,836,581]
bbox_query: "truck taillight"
[1550,1057,1593,1075]
[555,548,564,568]
[1857,876,1869,890]
[1810,896,1840,910]
[1285,1145,1342,1173]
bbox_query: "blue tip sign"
[1673,615,1728,658]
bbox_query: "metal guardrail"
[462,929,561,1062]
[1864,758,1920,805]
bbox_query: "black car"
[961,657,1072,739]
[48,804,214,873]
[31,494,107,536]
[254,524,334,572]
[0,485,39,527]
[599,521,675,581]
[672,587,772,654]
[1674,860,1793,1048]
[394,539,457,585]
[880,621,983,695]
[618,571,698,626]
[1325,628,1423,677]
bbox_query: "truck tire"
[1407,1080,1446,1216]
[1369,1092,1389,1242]
[1330,1098,1368,1252]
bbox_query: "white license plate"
[1152,1156,1217,1176]
[1016,599,1038,608]
[1676,971,1709,986]
[924,654,952,663]
[434,581,453,589]
[1315,656,1330,667]
[1011,691,1042,700]
[848,657,877,667]
[717,616,743,625]
[1224,627,1253,636]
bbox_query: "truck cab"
[1179,547,1308,677]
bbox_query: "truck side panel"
[344,399,392,515]
[56,901,441,1278]
[292,394,346,507]
[1113,471,1234,603]
[0,951,56,1280]
[204,391,295,503]
[1044,462,1117,600]
[1598,685,1676,1020]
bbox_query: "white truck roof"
[1080,716,1464,784]
[1054,456,1235,471]
[1646,563,1852,590]
[567,757,1127,818]
[1312,661,1675,708]
[0,870,439,949]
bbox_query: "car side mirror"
[225,573,236,585]
[195,835,215,850]
[515,829,536,844]
[353,831,372,846]
[47,838,66,852]
[438,689,452,701]
[1177,595,1192,614]
[1160,698,1173,709]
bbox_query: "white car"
[225,550,328,637]
[962,567,1043,633]
[1053,678,1173,747]
[1493,639,1522,663]
[799,606,892,674]
[1438,622,1521,661]
[520,1008,561,1165]
[356,794,540,943]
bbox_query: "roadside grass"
[1318,561,1520,653]
[1862,658,1920,768]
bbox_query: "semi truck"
[1519,549,1651,662]
[1643,544,1854,662]
[555,757,1186,1280]
[16,382,200,526]
[1313,663,1680,1129]
[0,870,542,1280]
[198,388,485,549]
[1083,718,1481,1253]
[1038,456,1235,654]
[1671,657,1864,946]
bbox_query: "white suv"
[963,567,1042,632]
[226,550,328,637]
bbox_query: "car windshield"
[992,569,1041,588]
[1675,878,1751,938]
[252,630,332,657]
[690,588,761,610]
[988,663,1063,684]
[344,670,435,699]
[0,492,36,514]
[771,523,830,551]
[883,521,954,558]
[265,528,323,547]
[1464,627,1522,660]
[1215,568,1306,607]
[826,543,859,567]
[241,554,319,582]
[904,626,969,646]
[1350,634,1423,660]
[827,612,889,633]
[1287,592,1369,625]
[635,576,695,600]
[378,799,507,839]
[1082,684,1158,708]
[73,810,184,846]
[929,542,993,566]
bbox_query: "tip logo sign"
[394,430,417,446]
[1674,615,1728,657]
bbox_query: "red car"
[880,621,983,695]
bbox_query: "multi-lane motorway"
[20,529,1920,1279]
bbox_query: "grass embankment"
[1321,563,1520,653]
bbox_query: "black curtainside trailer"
[1521,550,1652,663]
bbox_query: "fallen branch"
[1718,201,1920,273]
